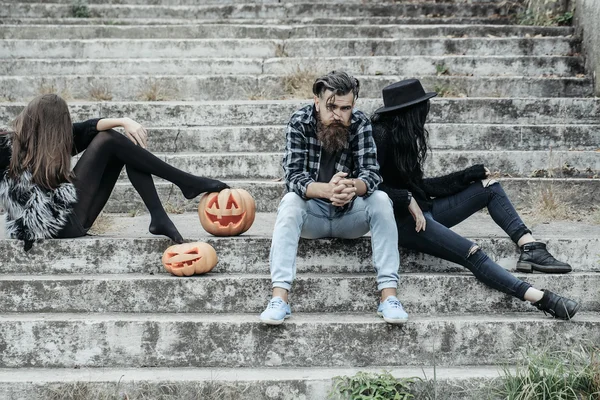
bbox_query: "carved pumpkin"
[198,188,256,236]
[162,242,218,276]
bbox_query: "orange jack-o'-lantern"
[198,188,256,236]
[162,242,218,276]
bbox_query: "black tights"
[69,129,228,242]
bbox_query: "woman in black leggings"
[0,94,227,250]
[371,79,579,320]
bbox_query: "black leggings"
[56,129,228,242]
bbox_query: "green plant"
[42,381,249,400]
[492,346,600,399]
[552,10,574,26]
[435,63,450,76]
[71,0,91,18]
[329,371,419,400]
[517,0,574,26]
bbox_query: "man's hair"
[312,71,360,103]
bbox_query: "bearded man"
[260,71,407,325]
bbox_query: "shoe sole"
[516,262,572,274]
[562,302,581,321]
[260,315,290,325]
[377,312,408,324]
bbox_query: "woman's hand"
[122,118,148,148]
[408,197,426,232]
[481,166,498,188]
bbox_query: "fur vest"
[0,135,78,243]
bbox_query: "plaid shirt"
[283,104,382,199]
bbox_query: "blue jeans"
[396,182,532,300]
[270,190,400,291]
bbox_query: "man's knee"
[278,192,308,214]
[363,190,394,212]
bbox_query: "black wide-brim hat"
[374,79,437,115]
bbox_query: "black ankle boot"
[516,242,572,274]
[532,290,580,320]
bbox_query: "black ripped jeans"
[396,182,532,301]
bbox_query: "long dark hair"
[9,94,73,190]
[372,100,430,184]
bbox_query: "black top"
[0,118,102,176]
[317,148,340,183]
[372,124,488,218]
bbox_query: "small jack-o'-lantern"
[162,242,218,276]
[198,188,256,236]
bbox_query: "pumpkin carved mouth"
[165,249,203,269]
[162,242,217,276]
[204,195,246,227]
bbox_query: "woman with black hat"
[371,79,578,320]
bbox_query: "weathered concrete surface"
[0,3,518,20]
[0,312,597,368]
[0,38,578,59]
[0,272,597,314]
[0,366,503,400]
[0,56,584,77]
[263,55,584,77]
[127,124,599,153]
[2,99,599,127]
[2,99,600,127]
[575,0,600,95]
[1,214,598,274]
[0,75,592,101]
[0,16,515,26]
[101,177,600,213]
[100,150,599,179]
[0,24,573,40]
[10,0,508,4]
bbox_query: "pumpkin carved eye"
[162,242,217,277]
[198,189,256,236]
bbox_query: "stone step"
[2,214,598,273]
[0,16,515,25]
[0,366,502,400]
[0,312,597,368]
[12,0,507,4]
[0,24,573,40]
[135,124,600,153]
[0,38,577,59]
[1,56,584,78]
[0,3,518,20]
[0,272,597,314]
[102,177,600,213]
[3,75,593,101]
[101,150,599,179]
[2,99,599,126]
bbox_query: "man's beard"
[316,118,350,153]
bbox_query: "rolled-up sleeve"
[283,120,314,199]
[353,119,382,197]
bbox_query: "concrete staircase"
[0,1,599,399]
